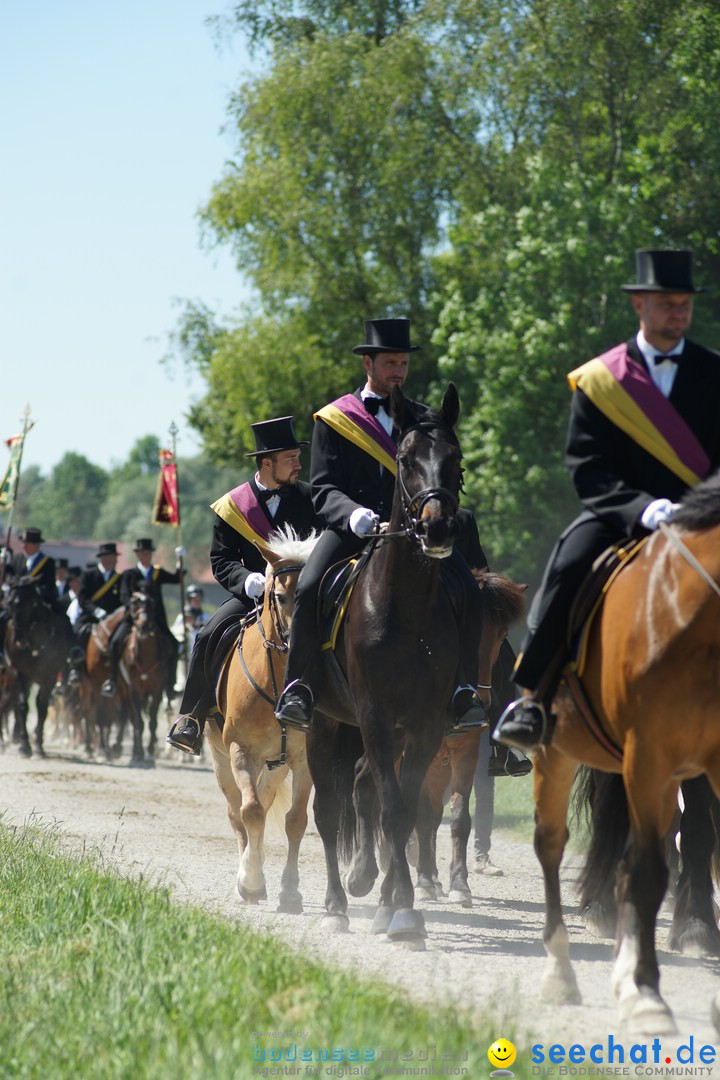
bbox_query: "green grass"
[0,821,530,1080]
[491,769,591,852]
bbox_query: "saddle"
[91,607,127,655]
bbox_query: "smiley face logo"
[488,1038,517,1071]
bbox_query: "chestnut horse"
[119,589,172,758]
[414,570,527,906]
[526,468,720,1035]
[208,527,319,911]
[306,384,478,947]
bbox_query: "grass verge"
[0,820,528,1080]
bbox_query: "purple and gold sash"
[211,483,273,546]
[314,394,397,474]
[568,344,710,487]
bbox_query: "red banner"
[152,449,180,526]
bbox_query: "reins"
[658,520,720,600]
[377,420,460,543]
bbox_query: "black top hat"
[19,527,44,544]
[621,249,705,294]
[96,542,119,558]
[186,584,204,598]
[352,318,421,356]
[68,565,83,578]
[245,416,308,458]
[133,538,156,552]
[56,558,69,569]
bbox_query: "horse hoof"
[387,908,426,941]
[432,877,446,898]
[625,989,677,1037]
[321,913,349,934]
[584,901,616,939]
[345,868,377,899]
[415,884,437,903]
[540,970,582,1005]
[448,889,472,908]
[276,895,304,915]
[372,905,395,935]
[669,917,720,958]
[18,740,32,759]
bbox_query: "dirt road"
[1,737,719,1064]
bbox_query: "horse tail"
[573,766,628,913]
[334,724,365,864]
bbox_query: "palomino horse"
[307,384,478,946]
[209,526,319,911]
[414,570,527,906]
[4,578,72,756]
[528,469,720,1035]
[575,769,720,957]
[119,589,172,758]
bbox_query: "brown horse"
[526,469,720,1036]
[414,570,527,906]
[74,608,138,762]
[208,526,319,910]
[119,589,172,758]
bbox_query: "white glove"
[641,498,681,531]
[94,607,107,619]
[349,507,380,537]
[244,572,266,599]
[174,546,186,559]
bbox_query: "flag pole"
[0,404,33,590]
[168,421,190,678]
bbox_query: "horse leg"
[146,690,162,756]
[613,752,676,1036]
[12,674,31,757]
[345,754,380,898]
[306,717,353,932]
[227,743,269,903]
[668,776,720,956]
[446,733,481,906]
[533,747,581,1004]
[34,683,51,756]
[414,779,441,903]
[128,690,145,765]
[277,759,313,914]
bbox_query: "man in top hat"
[55,558,70,600]
[99,539,182,699]
[58,566,83,616]
[274,316,486,732]
[167,415,319,754]
[10,527,57,606]
[496,247,720,751]
[67,543,124,685]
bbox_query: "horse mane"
[265,525,321,565]
[471,568,526,628]
[672,469,720,531]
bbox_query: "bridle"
[381,420,460,543]
[237,560,304,770]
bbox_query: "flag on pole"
[0,434,24,510]
[152,449,180,526]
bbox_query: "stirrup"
[274,680,313,733]
[493,696,551,751]
[166,715,203,756]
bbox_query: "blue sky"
[1,1,252,476]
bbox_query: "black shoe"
[488,743,533,777]
[448,685,488,733]
[166,715,203,756]
[274,681,313,732]
[100,678,115,697]
[493,697,549,752]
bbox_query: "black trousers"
[513,511,624,698]
[178,595,253,718]
[283,528,482,694]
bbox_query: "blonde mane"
[265,525,321,567]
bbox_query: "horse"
[305,383,477,947]
[574,768,720,957]
[527,468,720,1035]
[119,589,172,759]
[72,608,130,761]
[413,570,527,906]
[208,526,320,910]
[4,577,72,756]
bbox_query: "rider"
[100,539,181,699]
[495,248,720,751]
[274,317,486,732]
[167,415,319,755]
[67,542,123,686]
[0,527,60,667]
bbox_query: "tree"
[26,453,108,541]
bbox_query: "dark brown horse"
[414,570,527,906]
[527,468,720,1035]
[4,578,72,756]
[306,384,476,946]
[119,589,172,760]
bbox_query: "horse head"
[389,383,463,557]
[8,577,46,650]
[129,588,156,635]
[256,526,321,645]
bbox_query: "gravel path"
[2,736,719,1062]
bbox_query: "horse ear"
[441,383,460,428]
[253,539,278,568]
[388,385,407,430]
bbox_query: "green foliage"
[26,452,109,541]
[0,821,506,1078]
